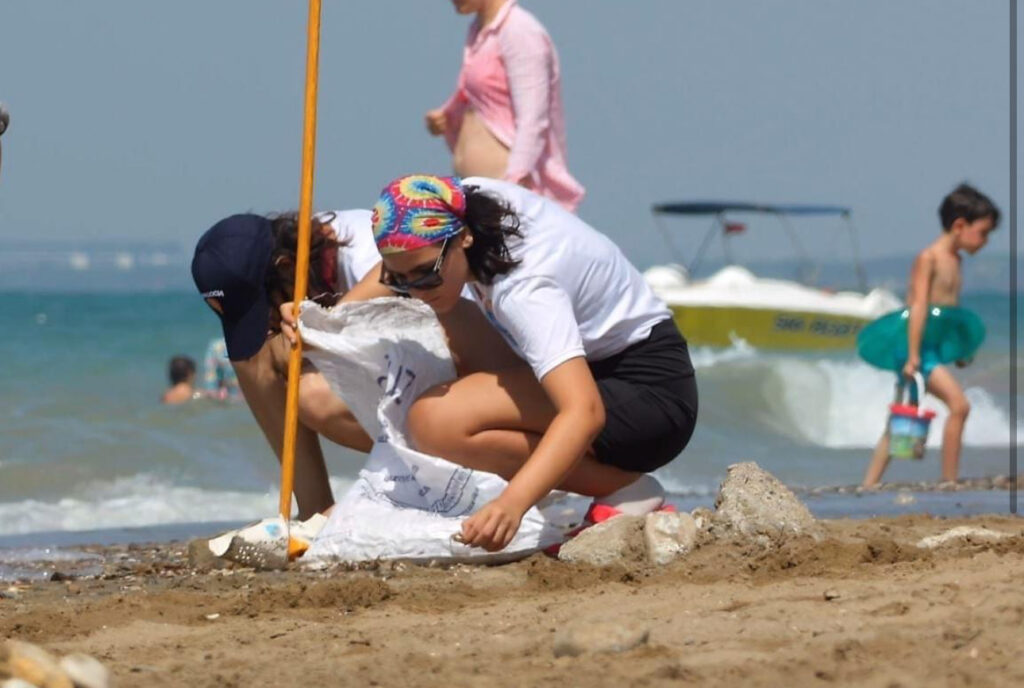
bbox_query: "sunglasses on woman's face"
[379,236,455,294]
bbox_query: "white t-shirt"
[318,210,381,291]
[464,177,671,380]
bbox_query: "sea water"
[0,290,1019,565]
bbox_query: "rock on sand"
[1,641,110,688]
[557,515,645,567]
[58,654,110,688]
[0,641,72,688]
[644,511,698,565]
[712,462,823,545]
[558,463,821,567]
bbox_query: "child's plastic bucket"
[888,373,936,460]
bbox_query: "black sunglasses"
[379,235,456,294]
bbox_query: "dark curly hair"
[462,185,523,284]
[265,212,349,332]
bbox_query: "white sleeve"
[327,210,379,288]
[492,278,585,380]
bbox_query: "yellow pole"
[280,0,322,522]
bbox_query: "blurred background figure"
[201,337,241,402]
[0,101,9,181]
[161,355,197,405]
[425,0,584,211]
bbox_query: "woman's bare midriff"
[452,108,509,179]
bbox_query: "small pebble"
[823,589,840,601]
[205,613,220,620]
[2,640,74,688]
[59,653,111,688]
[553,621,650,657]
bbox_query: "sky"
[0,0,1017,273]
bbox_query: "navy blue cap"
[191,214,274,361]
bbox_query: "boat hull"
[670,304,868,349]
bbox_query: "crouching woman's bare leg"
[232,333,372,519]
[421,300,640,497]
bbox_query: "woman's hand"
[279,302,300,345]
[424,109,447,136]
[459,494,528,552]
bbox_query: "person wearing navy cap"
[192,210,382,518]
[192,214,276,361]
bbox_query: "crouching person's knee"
[407,395,460,457]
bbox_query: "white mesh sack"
[299,298,588,564]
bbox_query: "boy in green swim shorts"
[863,183,999,487]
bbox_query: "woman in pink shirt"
[425,0,585,211]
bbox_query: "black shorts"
[588,319,698,473]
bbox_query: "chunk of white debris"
[58,653,111,688]
[916,526,1012,549]
[644,511,697,565]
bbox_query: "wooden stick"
[280,0,322,521]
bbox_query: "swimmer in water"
[161,355,198,405]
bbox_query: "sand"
[2,514,1022,687]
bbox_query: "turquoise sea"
[0,282,1019,578]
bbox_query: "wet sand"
[2,514,1022,687]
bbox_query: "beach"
[2,3,1018,687]
[2,513,1022,687]
[3,292,1020,686]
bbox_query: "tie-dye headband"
[371,174,467,255]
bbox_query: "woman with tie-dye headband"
[365,174,698,552]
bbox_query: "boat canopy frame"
[651,201,868,292]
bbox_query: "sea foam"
[0,473,355,537]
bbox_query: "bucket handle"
[894,371,925,407]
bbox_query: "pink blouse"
[440,0,585,211]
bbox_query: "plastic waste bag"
[299,298,589,564]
